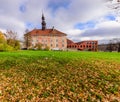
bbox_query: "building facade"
[67,40,98,51]
[98,43,120,52]
[25,14,67,50]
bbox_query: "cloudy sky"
[0,0,120,42]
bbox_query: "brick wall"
[67,40,98,51]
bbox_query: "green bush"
[34,43,42,50]
[0,44,4,51]
[44,46,50,51]
[0,31,6,44]
[7,39,20,50]
[14,40,20,50]
[0,43,14,51]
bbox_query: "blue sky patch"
[25,22,42,29]
[25,22,34,29]
[19,5,26,13]
[105,14,115,21]
[36,24,41,29]
[48,0,70,12]
[74,21,96,30]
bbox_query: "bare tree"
[107,40,113,52]
[105,0,120,16]
[5,30,20,50]
[24,29,32,49]
[113,38,120,52]
[105,0,120,52]
[107,38,120,52]
[118,42,120,52]
[5,30,17,40]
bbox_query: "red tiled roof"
[27,29,67,36]
[67,39,75,44]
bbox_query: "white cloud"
[80,21,120,40]
[48,0,108,30]
[0,0,119,41]
[97,20,120,28]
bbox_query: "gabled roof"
[67,39,75,44]
[27,28,67,36]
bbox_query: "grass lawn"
[0,51,120,101]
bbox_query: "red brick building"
[25,14,67,50]
[67,39,98,51]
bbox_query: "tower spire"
[41,13,46,30]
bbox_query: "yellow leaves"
[79,93,85,97]
[0,31,6,44]
[0,51,120,101]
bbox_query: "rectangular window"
[62,44,64,47]
[56,44,58,47]
[56,39,58,42]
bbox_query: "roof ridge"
[27,28,67,36]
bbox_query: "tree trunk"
[118,43,120,52]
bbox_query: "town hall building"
[25,14,98,51]
[25,14,67,50]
